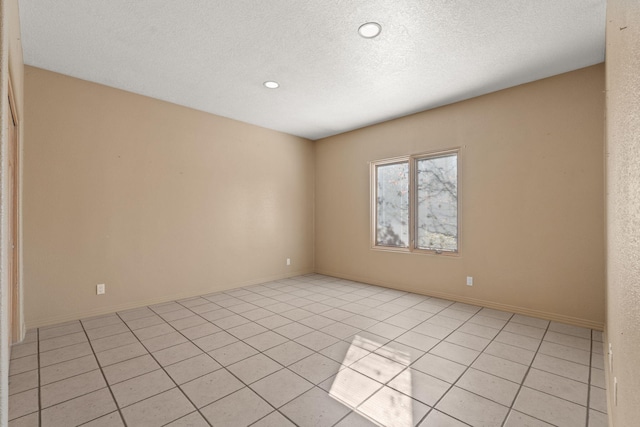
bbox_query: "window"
[372,149,459,254]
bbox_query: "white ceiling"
[19,0,606,140]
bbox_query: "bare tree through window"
[372,150,458,253]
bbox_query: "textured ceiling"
[19,0,606,140]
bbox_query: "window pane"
[416,154,458,252]
[376,162,409,247]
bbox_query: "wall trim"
[26,269,313,329]
[316,269,605,331]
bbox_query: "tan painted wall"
[604,0,640,425]
[23,66,315,328]
[315,65,605,328]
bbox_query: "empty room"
[1,0,638,426]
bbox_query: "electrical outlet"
[286,258,291,266]
[466,276,473,286]
[96,283,105,295]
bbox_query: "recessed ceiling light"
[358,22,381,38]
[264,81,279,89]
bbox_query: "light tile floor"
[8,274,609,426]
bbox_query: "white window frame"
[370,148,460,256]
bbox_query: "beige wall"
[315,65,605,329]
[23,66,314,328]
[605,0,640,425]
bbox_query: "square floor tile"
[430,341,480,366]
[102,354,160,385]
[40,342,94,367]
[244,330,289,351]
[280,387,351,427]
[192,330,238,352]
[359,385,429,427]
[395,331,440,352]
[164,411,209,426]
[132,323,175,341]
[457,322,500,340]
[289,353,343,384]
[388,368,450,406]
[180,323,221,340]
[227,354,283,384]
[436,386,509,427]
[111,369,174,407]
[538,341,590,366]
[504,410,554,426]
[418,410,469,426]
[484,341,535,366]
[255,314,293,329]
[294,331,339,351]
[165,353,221,384]
[213,314,251,330]
[273,322,314,339]
[319,340,370,366]
[39,354,99,385]
[445,331,491,352]
[125,315,165,331]
[39,332,87,353]
[208,341,259,366]
[264,340,314,366]
[374,341,425,366]
[334,411,379,427]
[8,389,38,421]
[471,353,528,384]
[227,322,269,340]
[350,352,405,384]
[494,331,541,352]
[589,386,607,413]
[524,368,588,405]
[141,331,188,352]
[169,315,207,331]
[200,387,272,427]
[121,388,195,426]
[41,369,106,408]
[40,388,116,427]
[153,342,202,366]
[9,356,37,376]
[180,369,244,408]
[298,315,336,330]
[96,342,148,367]
[250,368,313,407]
[413,322,455,340]
[456,368,520,407]
[412,353,466,384]
[91,332,138,353]
[513,387,586,427]
[8,370,39,395]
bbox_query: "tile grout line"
[78,319,128,427]
[330,296,483,426]
[37,328,42,427]
[586,331,594,427]
[500,320,552,427]
[113,311,216,427]
[410,308,517,426]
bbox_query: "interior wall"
[315,65,605,328]
[23,66,315,328]
[0,0,23,424]
[604,0,640,425]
